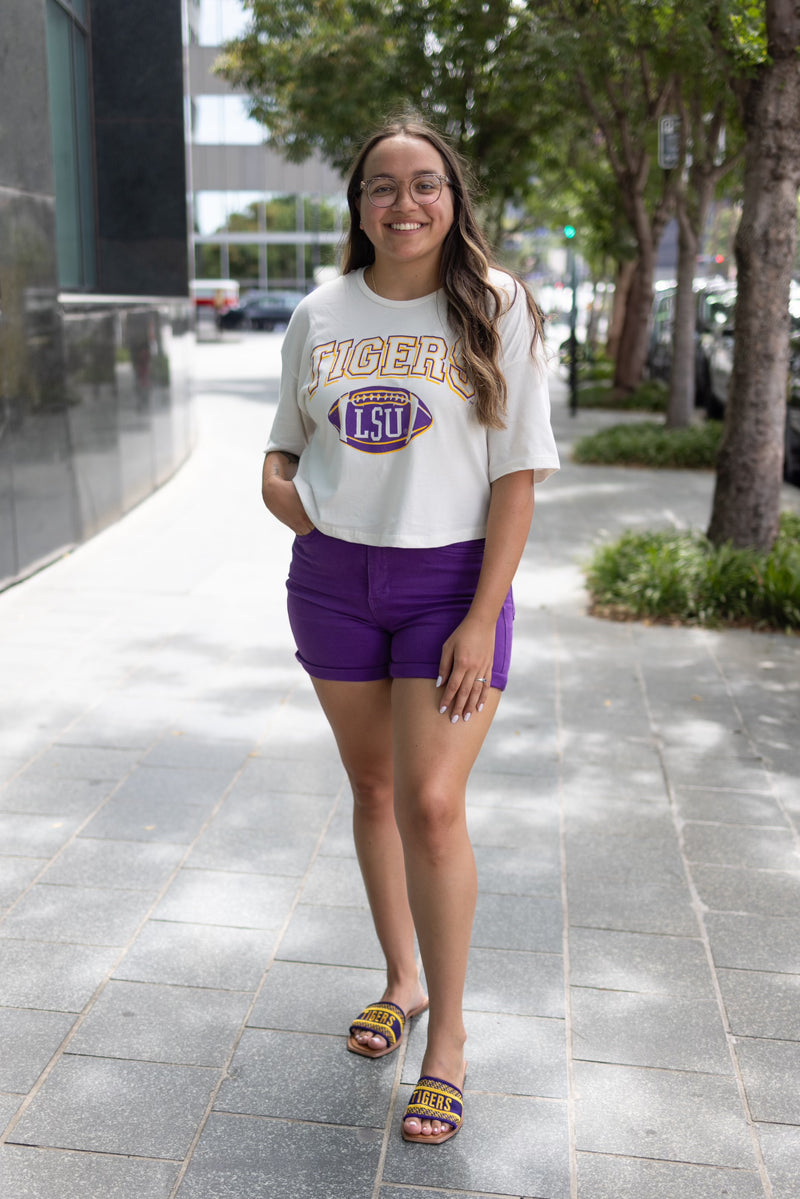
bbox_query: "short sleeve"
[265,303,315,456]
[486,277,559,485]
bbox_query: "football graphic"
[328,386,434,453]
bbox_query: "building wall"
[0,0,194,591]
[186,0,345,290]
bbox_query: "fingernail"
[439,706,448,715]
[451,714,459,724]
[436,675,443,688]
[478,702,485,712]
[464,712,471,722]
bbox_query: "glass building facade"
[185,0,345,291]
[0,0,194,589]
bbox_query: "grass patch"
[586,512,800,631]
[576,378,668,411]
[573,419,722,468]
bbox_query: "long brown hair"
[341,115,545,429]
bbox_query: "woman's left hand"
[436,614,495,724]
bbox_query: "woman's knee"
[395,782,467,855]
[350,772,394,819]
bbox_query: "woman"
[261,114,558,1144]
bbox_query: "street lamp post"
[564,225,578,416]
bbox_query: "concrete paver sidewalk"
[0,331,798,1199]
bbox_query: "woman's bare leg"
[311,678,427,1049]
[392,677,501,1138]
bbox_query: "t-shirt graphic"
[328,385,434,454]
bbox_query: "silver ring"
[476,677,487,684]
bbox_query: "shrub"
[575,379,668,411]
[573,420,723,468]
[585,512,800,631]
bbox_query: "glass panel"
[198,0,249,46]
[193,94,264,145]
[73,29,96,288]
[46,0,81,288]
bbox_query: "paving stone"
[277,904,385,970]
[216,1027,395,1125]
[69,980,252,1066]
[474,843,562,896]
[1,884,154,946]
[0,776,114,818]
[0,1145,179,1199]
[573,1060,756,1167]
[682,822,799,870]
[184,822,321,876]
[705,912,800,973]
[571,988,731,1074]
[568,879,697,937]
[569,928,714,998]
[248,961,386,1034]
[153,868,298,930]
[0,1008,76,1092]
[300,855,370,908]
[659,752,773,794]
[142,736,253,772]
[113,920,275,990]
[468,764,561,807]
[383,1090,570,1198]
[21,746,143,781]
[566,833,686,887]
[673,786,790,827]
[380,1190,503,1199]
[0,1095,22,1131]
[718,968,800,1040]
[734,1038,800,1124]
[758,1122,800,1199]
[576,1152,764,1198]
[41,838,184,890]
[691,864,800,917]
[465,947,565,1018]
[402,1010,567,1100]
[233,754,345,797]
[80,797,213,844]
[468,805,562,855]
[113,765,233,806]
[178,1112,383,1199]
[472,892,562,953]
[0,856,47,906]
[0,813,82,857]
[0,940,119,1011]
[9,1056,218,1158]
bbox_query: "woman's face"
[357,135,455,283]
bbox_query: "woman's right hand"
[261,453,315,536]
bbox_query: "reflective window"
[193,95,265,145]
[197,0,249,46]
[45,0,96,289]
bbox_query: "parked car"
[646,277,736,416]
[705,284,800,486]
[218,290,305,331]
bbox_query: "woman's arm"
[437,469,535,722]
[261,451,315,536]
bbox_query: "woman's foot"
[402,1053,467,1142]
[349,980,428,1055]
[403,1039,467,1140]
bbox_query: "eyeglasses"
[360,173,451,208]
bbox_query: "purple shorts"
[286,530,514,688]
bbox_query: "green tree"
[707,0,800,551]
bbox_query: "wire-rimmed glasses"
[360,173,451,208]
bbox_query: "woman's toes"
[404,1116,422,1137]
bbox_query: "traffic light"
[563,224,577,239]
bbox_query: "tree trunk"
[606,258,636,361]
[707,0,800,551]
[667,198,698,427]
[614,251,655,392]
